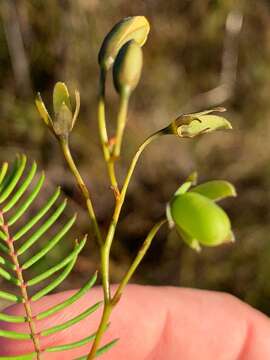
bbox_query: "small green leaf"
[53,82,71,115]
[0,312,26,323]
[191,180,236,201]
[0,352,35,359]
[0,290,21,303]
[0,328,31,340]
[36,272,98,320]
[0,162,8,186]
[41,302,102,336]
[76,339,119,359]
[45,333,96,352]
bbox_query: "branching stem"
[88,130,164,359]
[112,219,167,305]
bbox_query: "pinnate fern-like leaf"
[0,155,114,358]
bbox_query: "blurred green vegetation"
[1,0,270,315]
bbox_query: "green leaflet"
[0,290,21,303]
[2,162,37,213]
[27,237,86,286]
[13,187,62,242]
[45,332,96,352]
[0,162,8,186]
[22,215,77,270]
[0,353,35,360]
[76,339,119,359]
[36,272,98,320]
[41,301,102,336]
[0,312,26,323]
[0,155,27,203]
[0,156,103,358]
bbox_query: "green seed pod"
[113,40,143,96]
[98,16,149,71]
[170,192,232,248]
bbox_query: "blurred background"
[1,0,270,316]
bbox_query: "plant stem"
[98,69,118,191]
[113,92,130,159]
[88,300,112,359]
[88,129,164,359]
[112,219,167,305]
[60,138,103,247]
[102,131,163,294]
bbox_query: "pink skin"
[0,285,270,359]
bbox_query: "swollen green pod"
[98,16,150,71]
[113,40,143,96]
[170,192,232,247]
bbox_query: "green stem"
[103,130,163,286]
[87,301,112,360]
[98,69,118,191]
[113,92,130,159]
[88,129,164,359]
[112,219,167,305]
[60,138,103,247]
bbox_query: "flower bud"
[113,40,143,96]
[98,16,150,71]
[35,82,80,139]
[164,107,232,138]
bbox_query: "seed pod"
[99,16,149,71]
[113,40,143,96]
[170,192,232,248]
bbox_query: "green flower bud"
[170,192,232,250]
[35,82,80,139]
[98,16,150,71]
[113,40,143,96]
[164,107,232,138]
